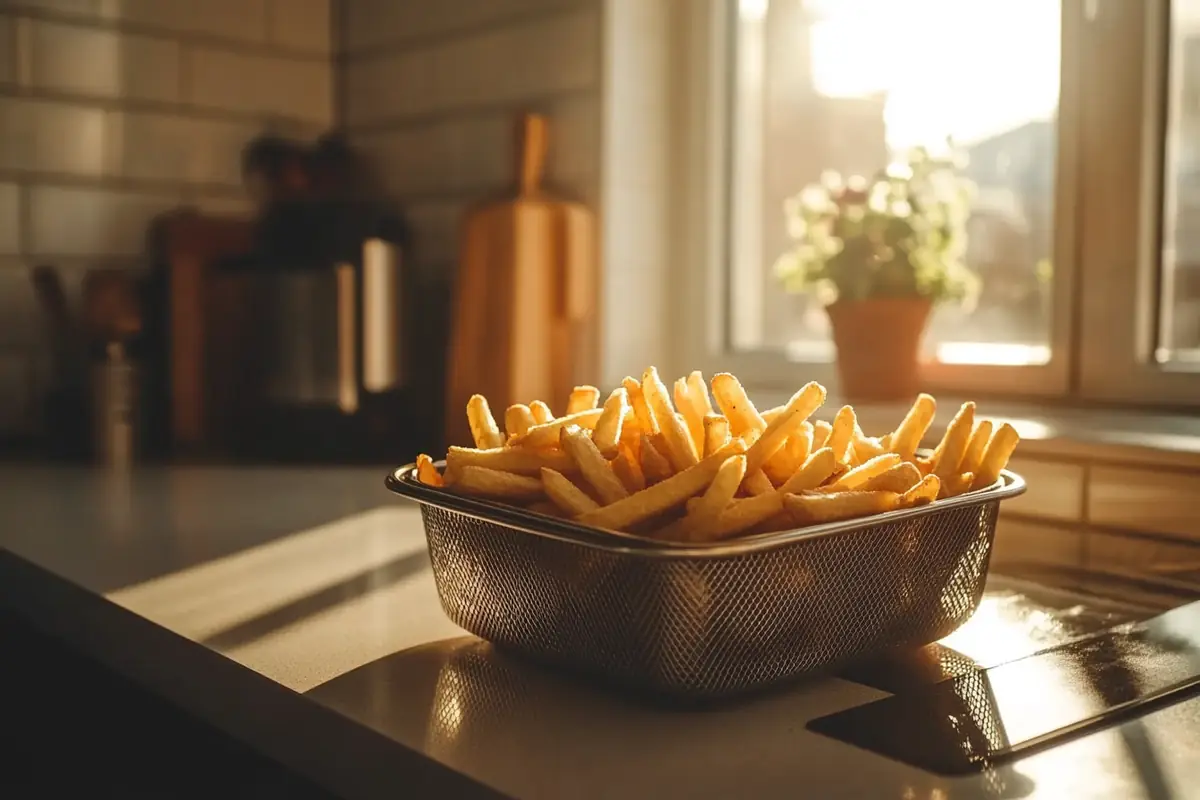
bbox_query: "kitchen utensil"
[445,113,595,448]
[385,465,1026,700]
[93,341,137,468]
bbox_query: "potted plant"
[774,147,979,401]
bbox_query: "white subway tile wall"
[5,0,97,17]
[0,0,333,435]
[28,185,179,256]
[341,0,590,54]
[0,16,15,86]
[342,9,598,127]
[269,0,332,53]
[104,112,257,186]
[0,98,107,175]
[341,0,602,280]
[24,19,182,102]
[102,0,270,44]
[186,46,332,122]
[341,49,435,125]
[0,183,19,254]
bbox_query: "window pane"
[728,0,1058,366]
[1160,0,1200,367]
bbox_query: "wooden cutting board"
[445,114,595,448]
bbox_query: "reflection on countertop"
[5,463,1199,799]
[845,582,1148,693]
[306,619,1200,800]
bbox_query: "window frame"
[1075,0,1200,406]
[673,0,1200,408]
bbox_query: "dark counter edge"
[0,548,504,800]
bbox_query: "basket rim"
[385,458,1026,559]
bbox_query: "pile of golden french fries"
[415,368,1019,543]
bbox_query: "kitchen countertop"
[3,464,1200,799]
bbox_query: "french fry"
[940,472,975,498]
[960,419,994,476]
[784,489,899,525]
[900,474,940,507]
[826,406,857,464]
[932,402,977,479]
[861,461,922,494]
[592,388,628,457]
[612,442,647,493]
[623,376,658,434]
[577,439,747,531]
[541,467,601,516]
[566,385,601,414]
[561,426,628,505]
[642,367,699,471]
[443,368,1021,539]
[446,446,576,476]
[510,408,604,449]
[456,465,543,500]
[529,400,553,424]
[674,377,707,458]
[711,372,767,439]
[687,455,747,523]
[504,404,536,439]
[812,419,832,450]
[466,395,504,449]
[794,421,814,462]
[890,393,936,461]
[618,407,641,453]
[742,469,776,496]
[763,429,808,486]
[639,433,674,485]
[416,453,444,487]
[777,447,838,495]
[823,463,848,487]
[744,382,826,475]
[652,513,692,542]
[686,371,713,414]
[702,414,730,458]
[826,453,902,492]
[970,422,1020,490]
[692,490,785,543]
[851,430,888,466]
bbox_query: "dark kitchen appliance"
[141,131,437,463]
[244,238,410,462]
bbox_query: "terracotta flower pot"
[825,297,932,403]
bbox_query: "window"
[1161,1,1200,366]
[730,0,1057,368]
[678,0,1200,406]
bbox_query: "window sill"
[751,390,1200,472]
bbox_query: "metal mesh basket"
[387,466,1026,700]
